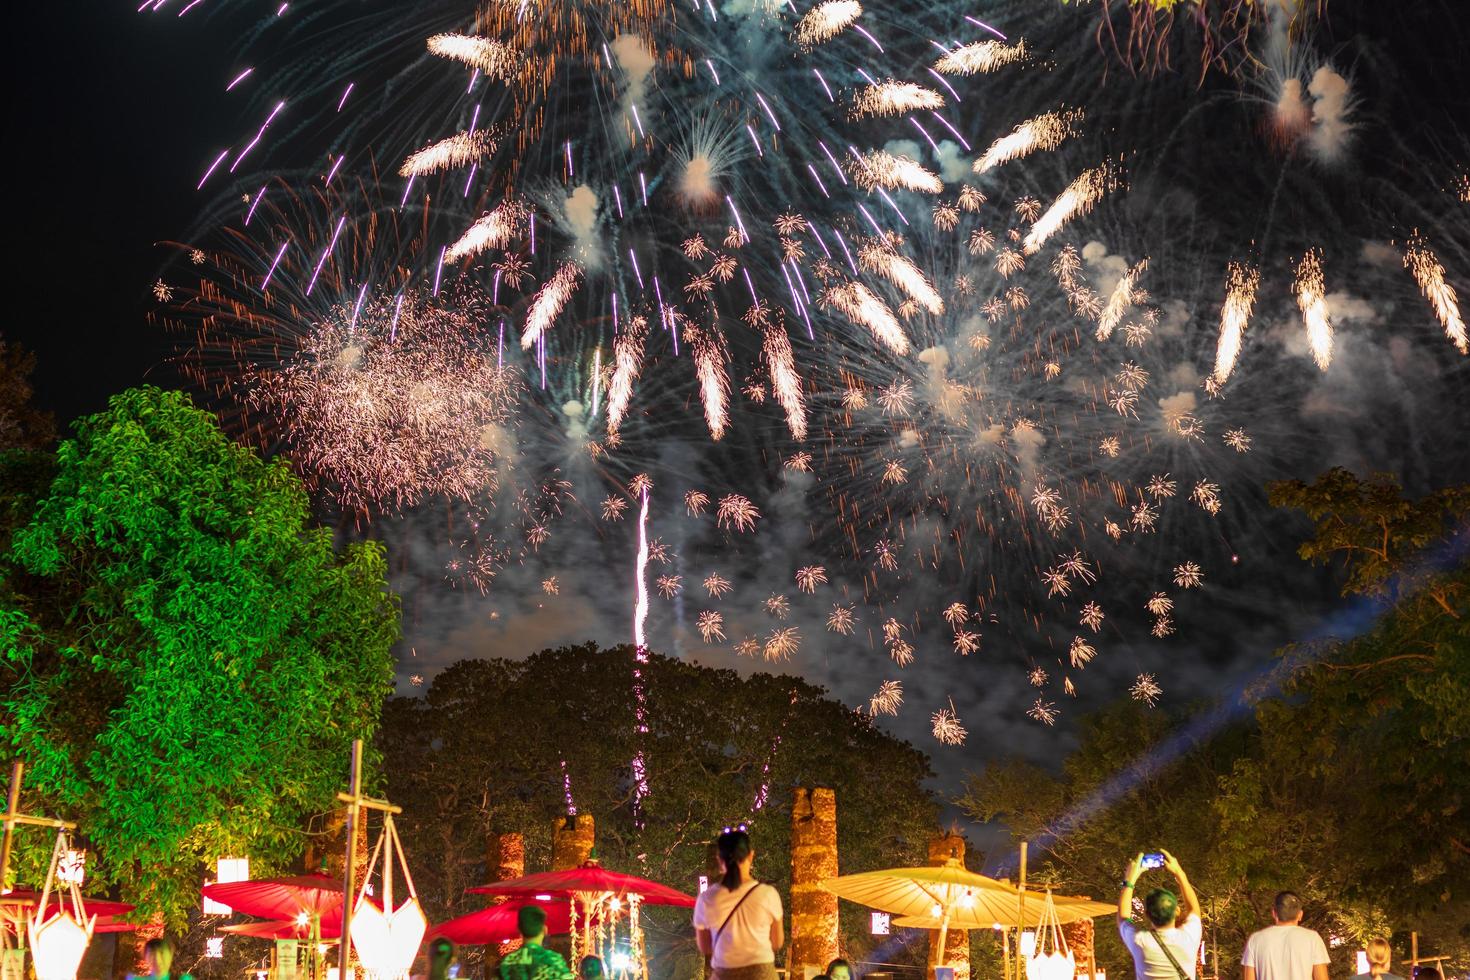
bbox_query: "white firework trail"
[520,262,582,350]
[933,39,1028,75]
[444,200,525,262]
[1213,260,1260,383]
[689,321,731,439]
[851,150,943,194]
[1403,233,1467,354]
[1022,162,1114,255]
[763,324,808,440]
[822,281,910,354]
[1293,249,1333,371]
[974,109,1080,173]
[860,243,944,314]
[794,0,862,50]
[426,33,519,79]
[630,488,652,815]
[400,130,498,177]
[606,314,648,435]
[851,80,944,118]
[1096,257,1148,341]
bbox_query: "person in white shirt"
[1117,850,1204,980]
[693,828,785,980]
[1241,892,1330,980]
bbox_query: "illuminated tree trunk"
[489,832,526,957]
[551,814,595,870]
[130,912,166,974]
[789,787,838,978]
[1062,916,1095,980]
[927,833,970,980]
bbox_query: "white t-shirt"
[1119,913,1203,980]
[1241,925,1330,980]
[692,880,783,969]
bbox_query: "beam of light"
[520,262,582,349]
[1213,261,1260,383]
[974,109,1080,173]
[630,488,652,819]
[607,315,648,436]
[305,215,346,296]
[1294,248,1333,371]
[822,281,909,354]
[230,100,286,172]
[1403,233,1467,354]
[197,149,231,190]
[225,68,253,90]
[336,82,354,112]
[1097,257,1148,340]
[933,39,1027,75]
[261,240,289,291]
[399,130,497,177]
[244,183,268,225]
[794,0,861,50]
[444,200,524,262]
[1023,161,1113,255]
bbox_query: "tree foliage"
[0,337,56,452]
[380,643,941,975]
[959,469,1468,974]
[0,386,400,926]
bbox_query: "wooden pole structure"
[1016,842,1028,980]
[335,740,401,980]
[0,763,76,894]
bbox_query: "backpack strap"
[1143,920,1192,980]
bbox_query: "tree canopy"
[0,386,400,926]
[380,643,942,974]
[958,468,1468,975]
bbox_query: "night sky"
[9,2,1470,864]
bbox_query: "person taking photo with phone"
[1117,850,1204,980]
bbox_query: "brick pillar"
[926,833,970,980]
[129,913,166,974]
[1062,916,1095,979]
[789,787,839,979]
[551,814,596,870]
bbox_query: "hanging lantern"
[1025,892,1075,980]
[348,814,425,980]
[27,833,95,980]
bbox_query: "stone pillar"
[489,833,526,957]
[789,787,839,979]
[927,833,971,980]
[551,814,596,870]
[129,912,166,974]
[1062,915,1095,979]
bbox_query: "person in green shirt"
[498,906,573,980]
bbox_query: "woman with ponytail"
[1351,940,1403,980]
[693,829,784,980]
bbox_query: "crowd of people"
[485,831,1439,980]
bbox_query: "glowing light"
[1403,233,1467,354]
[1213,261,1260,383]
[1293,249,1333,371]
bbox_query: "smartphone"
[1141,853,1165,870]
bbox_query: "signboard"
[870,911,891,935]
[204,857,250,915]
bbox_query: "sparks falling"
[1023,162,1114,255]
[851,80,944,118]
[794,0,862,50]
[822,281,910,354]
[1096,258,1149,340]
[399,130,498,177]
[1213,260,1260,383]
[933,39,1027,75]
[1403,233,1468,354]
[974,109,1080,173]
[520,262,582,349]
[1293,248,1333,371]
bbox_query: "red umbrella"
[93,916,140,934]
[221,919,344,941]
[0,890,135,918]
[201,874,344,921]
[468,862,695,908]
[430,901,580,946]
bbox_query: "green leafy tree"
[380,643,941,977]
[0,386,400,927]
[959,469,1468,974]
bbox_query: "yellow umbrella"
[821,860,1017,969]
[891,892,1114,930]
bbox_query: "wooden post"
[335,740,402,980]
[551,815,596,871]
[490,833,526,958]
[1017,842,1028,980]
[0,763,75,894]
[789,788,839,979]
